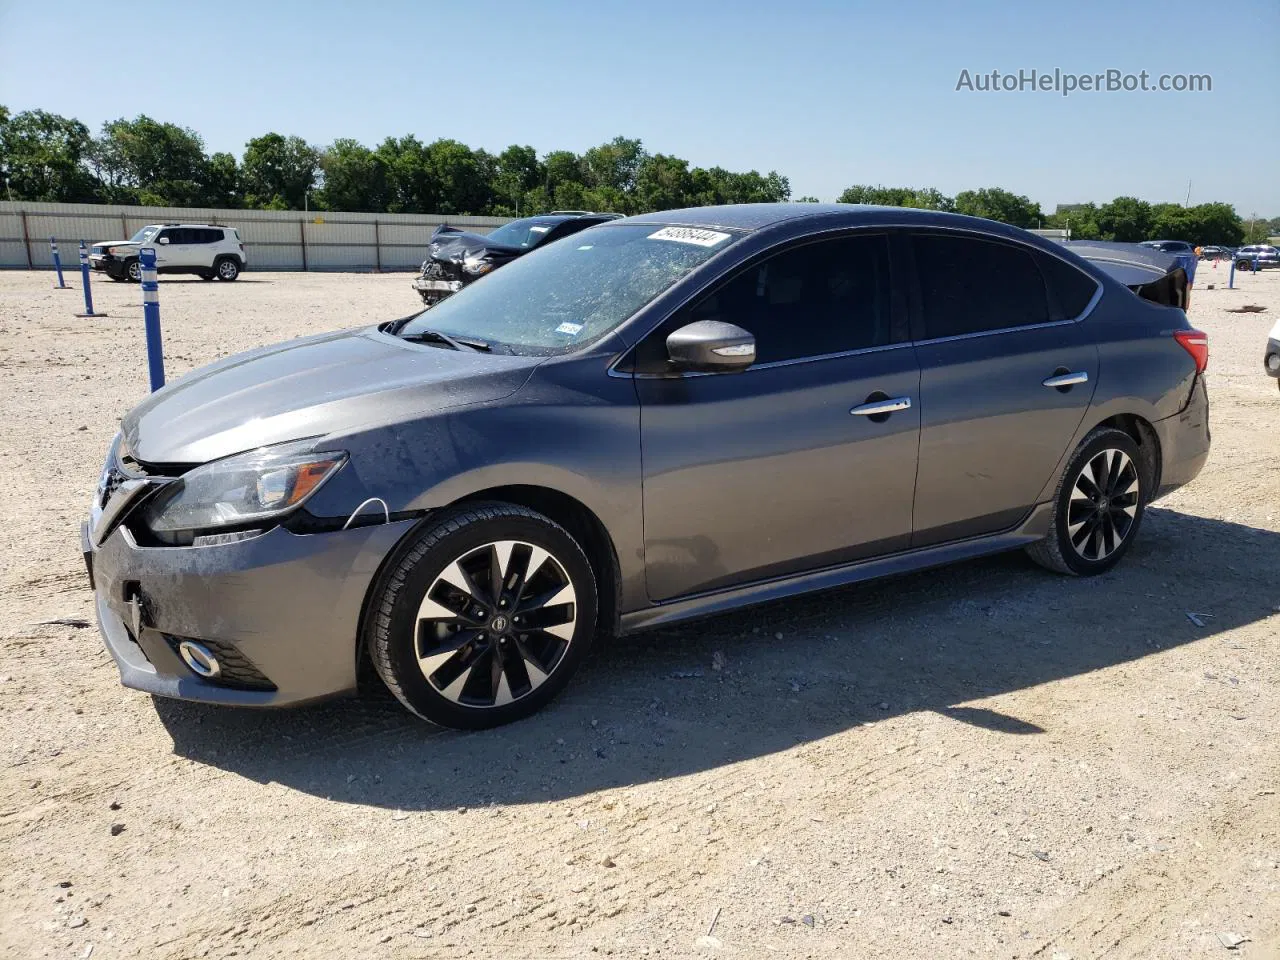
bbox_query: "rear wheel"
[1026,427,1146,576]
[215,257,240,281]
[367,503,598,729]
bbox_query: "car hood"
[121,327,539,465]
[426,226,524,265]
[92,239,138,250]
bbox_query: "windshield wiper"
[400,328,491,352]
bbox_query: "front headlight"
[142,443,347,534]
[462,256,494,276]
[108,246,130,256]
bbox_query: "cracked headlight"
[142,442,347,534]
[462,256,494,276]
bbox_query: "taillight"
[1173,328,1209,373]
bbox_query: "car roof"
[620,202,1049,238]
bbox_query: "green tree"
[1096,196,1151,242]
[0,108,98,202]
[376,135,436,213]
[91,115,211,205]
[204,152,242,208]
[952,187,1042,227]
[836,185,952,210]
[317,139,386,212]
[242,133,320,209]
[425,139,492,215]
[542,150,585,199]
[581,136,646,194]
[634,153,693,211]
[491,144,541,215]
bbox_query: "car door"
[907,231,1101,547]
[154,227,193,269]
[633,232,921,602]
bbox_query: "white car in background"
[88,224,247,282]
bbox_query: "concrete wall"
[0,201,512,271]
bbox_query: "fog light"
[177,640,221,679]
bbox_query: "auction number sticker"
[555,321,584,335]
[647,227,731,247]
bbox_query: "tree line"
[837,184,1278,246]
[1,105,1274,244]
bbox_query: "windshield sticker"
[555,321,584,336]
[647,227,731,247]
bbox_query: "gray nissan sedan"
[83,204,1210,728]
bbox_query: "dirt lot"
[1,264,1277,960]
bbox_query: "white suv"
[89,224,248,282]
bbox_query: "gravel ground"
[0,265,1277,960]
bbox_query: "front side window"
[684,235,894,364]
[399,223,738,355]
[913,234,1050,339]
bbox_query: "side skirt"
[619,502,1054,633]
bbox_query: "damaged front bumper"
[82,512,415,707]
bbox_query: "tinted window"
[1036,251,1098,320]
[156,228,178,244]
[684,235,893,364]
[197,228,223,243]
[913,234,1049,338]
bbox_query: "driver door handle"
[1042,371,1089,388]
[850,396,912,417]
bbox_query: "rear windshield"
[399,223,738,355]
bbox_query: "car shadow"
[154,507,1278,809]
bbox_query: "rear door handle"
[1042,371,1089,388]
[850,396,912,417]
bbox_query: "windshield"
[400,223,738,355]
[128,225,160,244]
[482,217,562,249]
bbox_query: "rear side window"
[1036,251,1098,320]
[913,234,1049,338]
[199,228,223,243]
[687,234,894,364]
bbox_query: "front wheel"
[367,503,598,729]
[1026,427,1147,576]
[125,259,141,283]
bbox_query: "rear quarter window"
[1036,251,1099,320]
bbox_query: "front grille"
[424,260,462,281]
[164,635,278,691]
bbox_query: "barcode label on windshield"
[647,227,731,247]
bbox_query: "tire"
[199,271,215,281]
[366,503,598,729]
[215,257,240,281]
[108,273,128,283]
[125,259,141,283]
[1236,260,1252,272]
[1026,427,1148,576]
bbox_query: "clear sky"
[1,0,1276,215]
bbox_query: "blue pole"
[76,240,98,316]
[50,238,67,288]
[1253,257,1259,274]
[139,247,165,391]
[1228,259,1235,289]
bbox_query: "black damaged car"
[412,211,621,306]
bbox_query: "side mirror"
[666,320,756,373]
[158,236,170,244]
